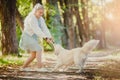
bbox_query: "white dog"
[52,39,99,73]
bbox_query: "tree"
[16,8,24,30]
[81,0,90,41]
[0,0,19,55]
[46,0,63,44]
[73,0,85,46]
[59,0,76,49]
[33,0,42,6]
[59,0,69,48]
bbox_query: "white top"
[23,13,52,39]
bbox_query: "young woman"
[19,3,53,69]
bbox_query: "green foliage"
[0,56,23,66]
[45,3,63,44]
[45,3,57,16]
[17,0,32,17]
[43,39,54,51]
[16,25,22,42]
[16,23,24,53]
[50,25,63,44]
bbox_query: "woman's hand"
[46,38,51,43]
[49,37,54,43]
[44,38,52,43]
[44,37,54,44]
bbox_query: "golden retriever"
[52,39,99,73]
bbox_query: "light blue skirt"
[19,32,42,52]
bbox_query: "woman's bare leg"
[36,50,42,68]
[22,51,36,68]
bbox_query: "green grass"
[0,55,24,67]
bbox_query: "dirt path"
[0,50,120,80]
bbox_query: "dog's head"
[53,44,64,56]
[82,39,99,51]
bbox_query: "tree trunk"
[4,1,24,31]
[81,0,90,41]
[0,1,1,18]
[1,0,19,55]
[101,22,106,48]
[16,8,24,30]
[73,0,84,46]
[62,0,75,49]
[59,0,69,48]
